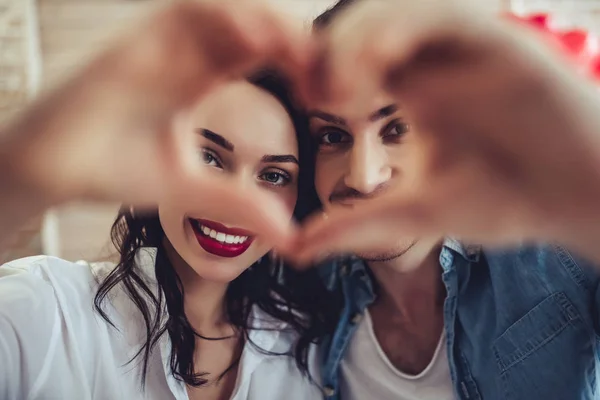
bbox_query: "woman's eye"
[201,149,222,168]
[260,171,290,187]
[319,129,351,145]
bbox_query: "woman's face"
[159,81,299,283]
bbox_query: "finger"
[192,1,311,77]
[309,0,500,113]
[183,175,298,251]
[144,169,298,251]
[243,2,314,82]
[143,0,313,173]
[289,199,435,265]
[230,2,317,110]
[98,0,311,119]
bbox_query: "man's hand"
[0,0,309,249]
[294,0,600,263]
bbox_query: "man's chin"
[357,241,417,262]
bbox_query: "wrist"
[551,195,600,263]
[0,149,51,250]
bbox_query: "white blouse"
[0,249,322,400]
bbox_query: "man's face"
[309,94,419,261]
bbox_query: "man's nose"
[344,136,391,194]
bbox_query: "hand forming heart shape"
[3,0,600,264]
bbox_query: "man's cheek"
[313,169,330,205]
[316,185,329,206]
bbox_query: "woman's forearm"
[0,133,51,252]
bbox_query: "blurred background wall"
[0,0,586,263]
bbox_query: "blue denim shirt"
[318,240,600,399]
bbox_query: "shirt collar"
[317,254,367,291]
[318,239,481,284]
[443,238,481,262]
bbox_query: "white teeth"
[198,224,250,245]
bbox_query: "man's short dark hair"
[313,0,358,31]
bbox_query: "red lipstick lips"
[189,218,254,258]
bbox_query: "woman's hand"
[0,0,308,249]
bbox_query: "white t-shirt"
[0,249,322,400]
[341,309,455,400]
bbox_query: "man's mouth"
[189,218,254,258]
[334,202,356,209]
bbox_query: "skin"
[160,81,298,284]
[310,93,419,262]
[309,91,445,373]
[0,0,307,253]
[294,0,600,265]
[159,81,299,400]
[5,0,600,264]
[300,0,600,377]
[4,0,600,378]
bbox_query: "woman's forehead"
[192,81,297,154]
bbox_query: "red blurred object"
[589,54,600,78]
[507,12,600,81]
[560,30,588,55]
[523,13,550,29]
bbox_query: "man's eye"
[384,121,410,137]
[319,129,351,145]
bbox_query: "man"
[301,0,600,399]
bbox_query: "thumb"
[165,172,298,252]
[290,198,434,266]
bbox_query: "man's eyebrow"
[308,105,399,125]
[369,104,399,122]
[307,110,347,126]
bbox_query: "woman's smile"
[189,218,255,258]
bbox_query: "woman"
[0,72,329,400]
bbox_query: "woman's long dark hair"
[93,71,338,388]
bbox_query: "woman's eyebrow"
[261,154,299,164]
[197,129,234,152]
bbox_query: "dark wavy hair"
[93,70,336,388]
